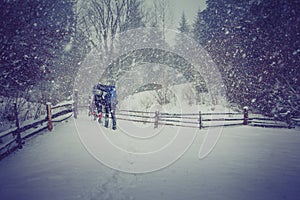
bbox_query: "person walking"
[93,88,104,122]
[103,86,118,130]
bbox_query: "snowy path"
[0,115,300,200]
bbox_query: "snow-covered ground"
[0,113,300,200]
[119,82,226,113]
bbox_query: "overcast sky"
[167,0,207,29]
[144,0,207,29]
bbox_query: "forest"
[0,0,299,130]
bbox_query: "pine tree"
[178,12,190,34]
[192,9,207,46]
[192,0,300,117]
[174,12,191,54]
[0,0,76,98]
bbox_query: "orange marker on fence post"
[46,102,53,131]
[243,106,249,125]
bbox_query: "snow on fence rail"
[117,109,245,129]
[0,100,75,160]
[116,107,297,130]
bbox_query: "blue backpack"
[109,86,118,107]
[110,86,116,99]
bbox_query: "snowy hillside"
[1,80,299,200]
[1,0,299,199]
[119,82,226,113]
[0,115,299,200]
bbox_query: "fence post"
[14,102,22,149]
[243,106,249,125]
[74,89,78,119]
[286,111,292,129]
[46,102,53,131]
[154,111,159,128]
[199,111,202,129]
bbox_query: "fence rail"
[0,100,75,160]
[2,86,298,161]
[85,90,296,129]
[116,107,297,130]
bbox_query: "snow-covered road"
[0,115,300,200]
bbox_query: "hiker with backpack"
[93,84,118,130]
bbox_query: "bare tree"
[155,87,174,105]
[151,0,173,39]
[77,0,145,55]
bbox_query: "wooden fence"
[2,87,298,161]
[0,100,75,160]
[116,107,297,129]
